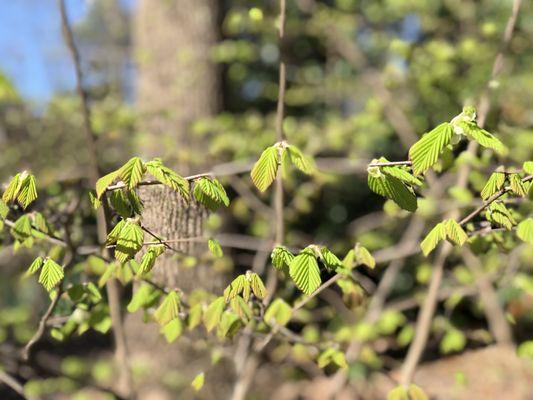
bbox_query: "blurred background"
[0,0,532,399]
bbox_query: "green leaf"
[114,220,144,262]
[17,174,38,209]
[523,161,533,174]
[203,297,225,332]
[440,329,466,354]
[217,311,242,338]
[486,202,516,230]
[379,160,422,186]
[146,158,189,199]
[154,291,180,325]
[286,145,314,174]
[444,219,468,246]
[480,172,506,200]
[160,318,183,343]
[193,177,229,211]
[408,384,429,400]
[409,122,453,175]
[11,215,32,241]
[459,121,507,155]
[271,246,294,270]
[355,245,375,268]
[224,275,249,302]
[28,256,44,275]
[127,283,158,313]
[138,245,165,275]
[420,222,446,256]
[187,303,203,330]
[387,386,409,400]
[317,348,347,369]
[0,199,9,219]
[517,218,533,244]
[289,247,321,295]
[249,272,267,299]
[229,296,253,323]
[320,247,343,271]
[208,238,223,258]
[38,258,64,292]
[95,170,120,199]
[2,173,23,204]
[191,372,205,392]
[251,146,279,192]
[264,298,292,326]
[118,157,146,190]
[368,174,417,212]
[509,174,527,197]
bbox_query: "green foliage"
[191,372,205,392]
[480,171,506,200]
[106,218,144,262]
[524,161,533,174]
[440,329,466,354]
[38,259,64,292]
[203,297,225,332]
[289,247,321,295]
[145,158,189,199]
[517,218,533,244]
[2,171,38,209]
[317,348,347,369]
[408,122,453,176]
[127,283,159,313]
[420,219,468,256]
[154,291,181,326]
[117,156,146,189]
[457,121,507,155]
[264,298,291,326]
[271,246,294,271]
[251,145,279,192]
[193,177,230,211]
[368,167,417,212]
[161,318,183,343]
[138,245,165,275]
[208,238,223,258]
[486,201,516,230]
[387,384,428,400]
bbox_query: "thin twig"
[368,161,412,168]
[0,370,37,400]
[58,1,134,396]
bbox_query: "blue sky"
[0,0,134,105]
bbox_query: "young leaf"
[2,173,23,204]
[251,146,279,192]
[248,272,267,299]
[224,275,248,302]
[458,121,507,155]
[208,238,223,258]
[11,215,32,241]
[28,256,44,275]
[114,220,144,262]
[286,145,314,174]
[480,172,506,200]
[509,174,527,197]
[38,258,64,292]
[160,318,183,343]
[187,304,203,330]
[193,177,229,211]
[355,245,376,268]
[95,170,120,199]
[0,199,9,219]
[320,247,343,271]
[264,298,291,326]
[138,245,165,275]
[368,174,417,212]
[317,348,347,369]
[380,162,422,186]
[154,291,181,325]
[408,384,429,400]
[409,122,453,175]
[127,283,158,313]
[486,202,516,230]
[145,158,189,199]
[444,219,468,246]
[387,386,409,400]
[229,296,253,322]
[517,218,533,244]
[17,174,38,209]
[203,296,225,332]
[289,247,321,295]
[191,372,205,392]
[524,161,533,174]
[118,157,146,190]
[271,246,294,270]
[420,222,446,256]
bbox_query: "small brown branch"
[22,288,63,361]
[368,161,412,168]
[0,370,37,400]
[3,219,67,248]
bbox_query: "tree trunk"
[125,1,232,399]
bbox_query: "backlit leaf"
[289,247,321,295]
[409,123,453,175]
[154,291,181,325]
[251,146,279,192]
[480,172,505,200]
[38,258,64,292]
[420,222,446,256]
